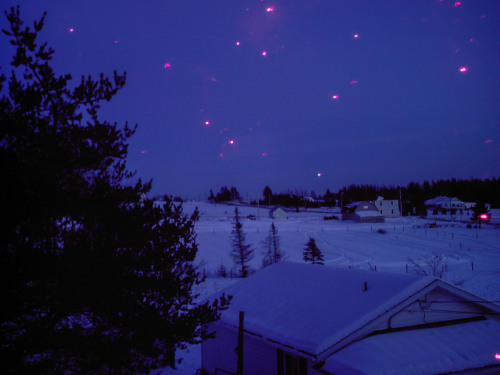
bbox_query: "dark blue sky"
[1,0,499,199]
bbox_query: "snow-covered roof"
[322,318,500,375]
[345,201,364,208]
[425,196,464,206]
[356,211,383,217]
[214,262,436,356]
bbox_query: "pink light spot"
[454,1,461,6]
[229,140,235,145]
[204,121,210,126]
[350,80,358,85]
[495,353,500,360]
[459,66,467,72]
[332,95,339,100]
[317,173,322,177]
[479,214,489,220]
[236,41,240,46]
[114,40,119,44]
[485,139,493,143]
[267,7,274,12]
[211,77,217,82]
[69,28,75,32]
[219,153,224,158]
[469,38,474,43]
[164,63,171,68]
[262,153,267,157]
[353,33,359,38]
[141,150,147,154]
[262,51,267,56]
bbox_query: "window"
[277,349,307,375]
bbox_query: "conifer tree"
[303,237,324,265]
[263,185,273,205]
[0,7,229,374]
[262,222,283,267]
[230,207,254,277]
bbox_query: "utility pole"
[257,194,260,219]
[399,188,403,217]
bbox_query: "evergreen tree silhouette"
[303,237,324,265]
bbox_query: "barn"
[341,201,384,223]
[201,262,500,375]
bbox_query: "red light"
[479,214,489,221]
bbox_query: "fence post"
[237,311,244,375]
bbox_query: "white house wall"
[202,322,278,375]
[374,200,400,217]
[202,323,237,374]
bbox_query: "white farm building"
[201,262,500,375]
[371,196,400,218]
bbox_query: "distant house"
[201,262,500,375]
[425,196,466,213]
[370,196,400,218]
[269,207,287,219]
[342,201,384,223]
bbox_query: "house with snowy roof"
[425,196,466,213]
[341,201,384,223]
[201,262,500,375]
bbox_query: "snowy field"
[154,202,500,374]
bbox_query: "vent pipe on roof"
[364,282,368,292]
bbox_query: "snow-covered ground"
[153,201,500,374]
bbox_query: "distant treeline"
[209,178,499,213]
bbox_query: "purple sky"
[1,1,499,199]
